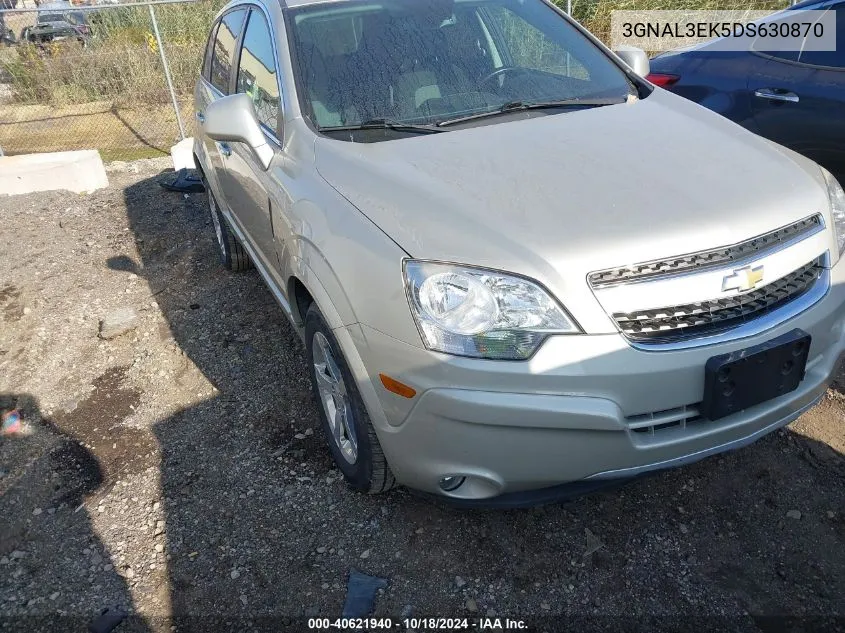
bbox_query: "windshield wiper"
[436,97,627,127]
[320,119,446,134]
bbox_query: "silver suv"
[194,0,845,504]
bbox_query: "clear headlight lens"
[821,167,845,255]
[404,261,579,360]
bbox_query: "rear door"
[195,8,247,202]
[749,3,845,179]
[224,6,284,277]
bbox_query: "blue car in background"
[648,0,845,180]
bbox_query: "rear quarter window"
[202,21,220,80]
[209,9,247,94]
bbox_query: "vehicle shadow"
[121,173,845,628]
[0,392,152,632]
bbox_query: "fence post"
[148,4,186,140]
[567,0,572,14]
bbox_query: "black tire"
[205,183,252,272]
[305,304,396,494]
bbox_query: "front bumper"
[339,259,845,500]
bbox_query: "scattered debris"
[341,570,388,618]
[158,168,205,194]
[1,409,22,435]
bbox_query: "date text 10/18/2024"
[308,618,529,630]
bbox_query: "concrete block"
[171,137,196,171]
[0,150,108,196]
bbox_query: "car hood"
[314,89,828,321]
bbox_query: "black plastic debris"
[88,606,127,633]
[158,168,205,194]
[341,569,388,618]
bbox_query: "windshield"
[287,0,633,134]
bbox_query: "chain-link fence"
[0,0,792,161]
[0,0,223,159]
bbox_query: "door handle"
[195,111,205,123]
[754,89,799,103]
[218,142,232,157]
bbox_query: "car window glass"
[202,21,220,80]
[289,0,631,131]
[236,9,281,132]
[210,9,247,93]
[798,6,844,68]
[481,5,590,79]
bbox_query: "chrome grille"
[588,215,822,288]
[614,258,823,341]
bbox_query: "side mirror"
[613,45,650,78]
[202,93,275,171]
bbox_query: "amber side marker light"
[379,374,417,399]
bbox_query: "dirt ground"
[1,159,844,632]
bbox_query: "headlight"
[404,261,579,360]
[821,167,845,255]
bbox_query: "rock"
[230,569,240,580]
[486,608,496,617]
[99,307,140,340]
[541,602,551,611]
[91,553,103,565]
[359,549,370,559]
[154,543,164,553]
[455,576,466,588]
[124,567,135,579]
[679,523,689,534]
[786,510,802,520]
[827,511,835,519]
[316,547,327,554]
[465,598,478,612]
[415,527,424,534]
[32,507,42,516]
[401,605,413,618]
[49,592,59,601]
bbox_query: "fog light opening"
[438,475,466,492]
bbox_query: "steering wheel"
[477,66,529,91]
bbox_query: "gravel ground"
[1,159,844,633]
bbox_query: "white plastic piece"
[0,150,108,196]
[170,137,196,171]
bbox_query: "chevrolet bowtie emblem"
[722,265,765,293]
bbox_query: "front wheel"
[305,304,395,494]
